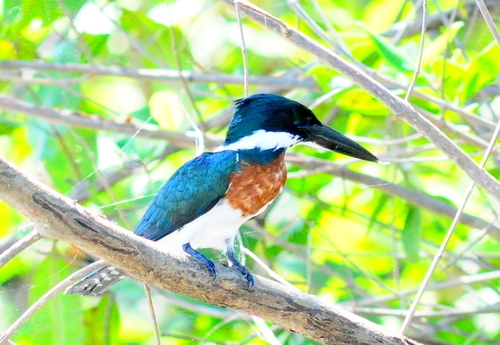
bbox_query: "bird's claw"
[235,264,254,289]
[182,242,217,278]
[227,249,255,289]
[203,259,217,278]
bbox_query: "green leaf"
[130,105,157,125]
[402,206,422,261]
[27,120,97,193]
[359,22,414,72]
[0,117,21,135]
[363,0,406,32]
[337,88,389,115]
[84,296,121,345]
[15,256,85,345]
[367,193,389,232]
[120,9,194,70]
[84,33,109,56]
[459,42,500,102]
[422,21,464,67]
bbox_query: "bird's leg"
[226,247,255,288]
[182,243,217,278]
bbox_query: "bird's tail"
[65,265,125,296]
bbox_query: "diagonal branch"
[218,0,500,201]
[0,155,423,345]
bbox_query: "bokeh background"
[1,0,500,344]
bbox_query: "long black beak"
[303,124,379,162]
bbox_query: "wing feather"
[134,151,239,241]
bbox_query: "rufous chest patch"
[225,153,287,217]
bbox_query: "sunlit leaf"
[84,296,121,345]
[15,256,85,345]
[367,192,389,232]
[0,41,16,59]
[422,21,464,67]
[337,88,389,115]
[363,0,406,32]
[359,22,414,72]
[149,90,184,130]
[402,206,422,261]
[459,42,500,101]
[27,120,97,193]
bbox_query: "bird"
[65,93,379,296]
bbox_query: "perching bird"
[66,93,379,296]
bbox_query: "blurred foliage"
[1,0,500,344]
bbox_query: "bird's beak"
[303,124,380,162]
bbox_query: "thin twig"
[143,283,161,345]
[287,0,352,59]
[373,71,497,131]
[405,0,427,101]
[343,270,500,308]
[0,94,221,148]
[166,2,205,129]
[445,214,500,268]
[251,316,281,345]
[235,1,249,97]
[400,179,478,333]
[178,98,205,155]
[400,99,500,333]
[384,0,499,38]
[0,260,107,345]
[355,305,500,318]
[0,230,42,268]
[53,0,94,63]
[92,0,167,68]
[0,60,317,89]
[0,73,88,85]
[475,0,500,46]
[243,248,299,290]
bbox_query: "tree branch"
[0,156,423,345]
[0,230,42,268]
[0,60,317,90]
[0,94,221,149]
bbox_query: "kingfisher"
[66,93,379,296]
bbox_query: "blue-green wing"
[134,151,239,241]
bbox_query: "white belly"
[156,200,251,253]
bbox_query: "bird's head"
[222,94,379,162]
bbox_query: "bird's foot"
[182,243,217,278]
[227,249,255,289]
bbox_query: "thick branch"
[0,156,422,345]
[219,0,500,201]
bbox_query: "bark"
[0,156,422,345]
